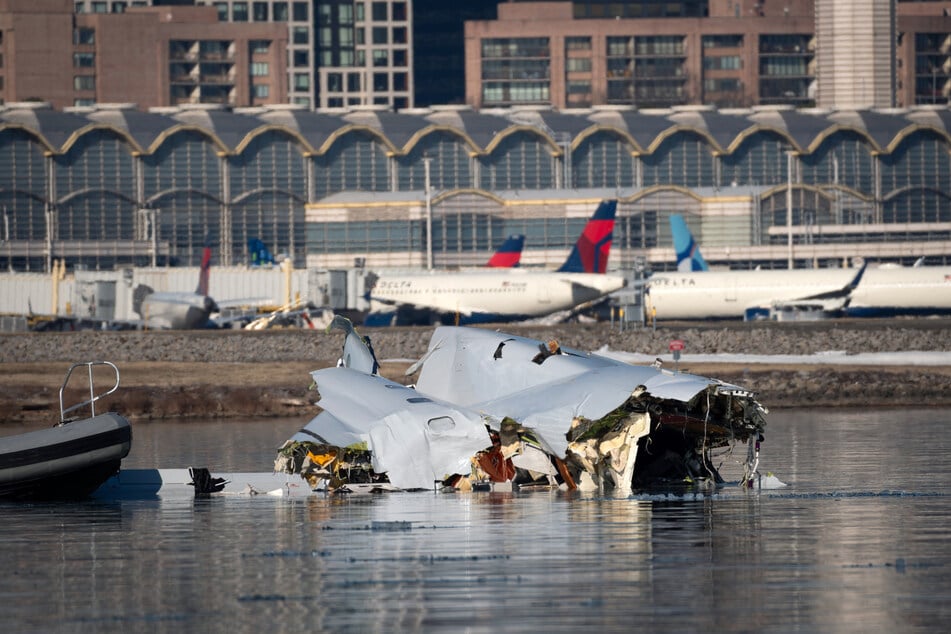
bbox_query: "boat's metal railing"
[59,361,121,423]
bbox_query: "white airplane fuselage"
[141,292,218,330]
[846,266,951,317]
[370,269,626,323]
[646,266,951,320]
[646,268,859,320]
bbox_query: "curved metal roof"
[2,102,950,159]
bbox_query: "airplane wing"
[764,263,867,315]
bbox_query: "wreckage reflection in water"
[2,408,951,632]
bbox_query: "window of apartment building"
[703,35,743,49]
[318,3,332,26]
[373,50,388,67]
[200,40,231,59]
[253,2,268,21]
[565,37,591,51]
[373,73,388,90]
[273,2,288,21]
[293,2,308,21]
[293,72,310,89]
[356,28,365,45]
[392,49,406,67]
[566,58,591,73]
[372,2,387,21]
[74,75,96,91]
[567,80,591,94]
[214,2,227,21]
[373,96,388,105]
[74,1,84,13]
[328,73,342,91]
[704,78,740,92]
[353,50,363,66]
[703,55,741,70]
[293,96,311,107]
[347,73,361,91]
[482,38,549,59]
[74,28,95,45]
[393,72,406,91]
[74,52,96,68]
[74,98,95,107]
[233,2,248,21]
[253,84,269,98]
[91,2,107,13]
[112,1,127,12]
[355,2,365,21]
[328,97,343,107]
[293,27,309,45]
[251,62,269,76]
[392,27,406,44]
[347,97,361,105]
[293,50,309,67]
[339,3,354,25]
[339,28,354,47]
[250,40,270,54]
[392,2,406,21]
[372,27,387,45]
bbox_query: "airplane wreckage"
[273,318,770,496]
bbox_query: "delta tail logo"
[556,199,617,274]
[485,234,525,268]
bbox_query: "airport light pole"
[786,151,794,269]
[424,157,433,270]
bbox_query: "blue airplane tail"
[485,234,525,268]
[670,214,709,272]
[248,238,276,267]
[556,199,617,274]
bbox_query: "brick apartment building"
[464,0,951,110]
[0,0,287,109]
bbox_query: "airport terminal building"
[1,100,951,278]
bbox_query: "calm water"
[2,409,951,633]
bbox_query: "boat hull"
[0,413,132,500]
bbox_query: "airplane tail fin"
[196,240,212,296]
[670,214,709,272]
[248,238,276,267]
[485,234,525,268]
[556,199,617,273]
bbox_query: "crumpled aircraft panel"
[289,368,492,490]
[279,320,768,494]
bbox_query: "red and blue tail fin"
[486,234,525,268]
[196,240,212,296]
[670,214,709,272]
[556,199,617,273]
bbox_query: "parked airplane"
[133,244,220,329]
[364,200,624,326]
[647,218,951,320]
[646,266,867,321]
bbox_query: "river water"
[2,408,950,633]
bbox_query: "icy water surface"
[2,409,951,633]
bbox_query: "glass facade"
[2,104,950,271]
